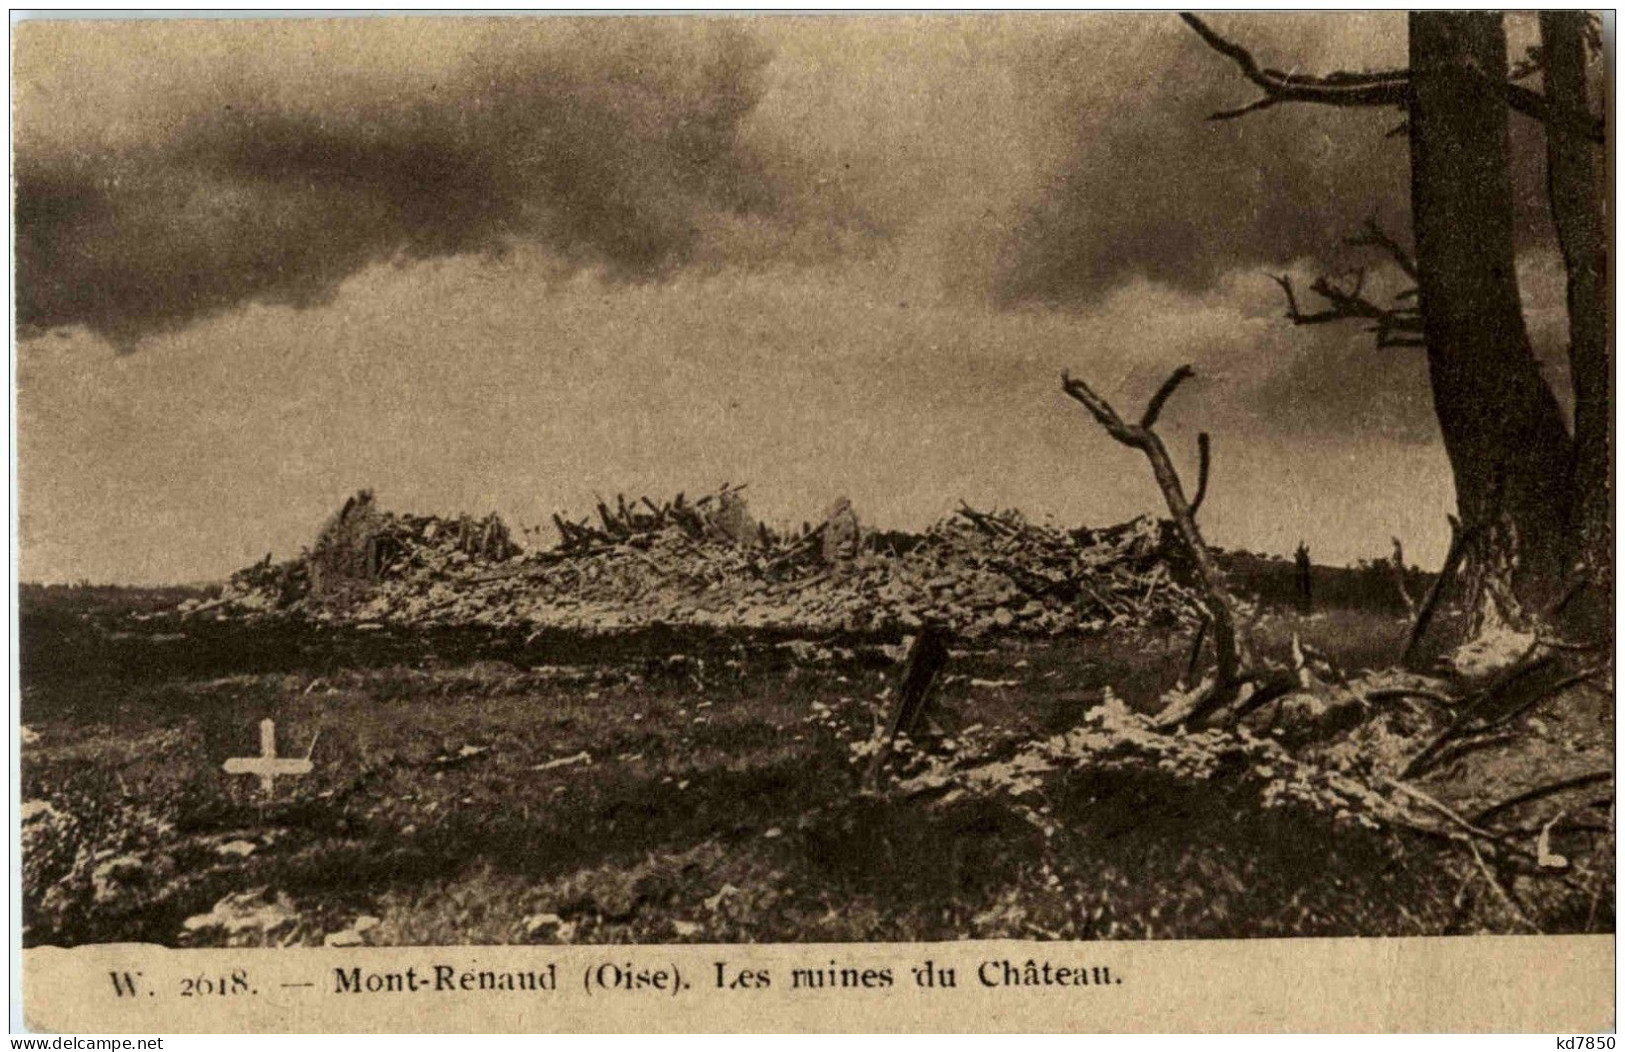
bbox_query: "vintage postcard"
[12,10,1615,1034]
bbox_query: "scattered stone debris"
[210,489,1196,637]
[533,751,593,772]
[183,888,299,940]
[523,912,577,942]
[21,799,59,825]
[21,800,77,901]
[433,744,492,768]
[524,912,564,935]
[323,915,381,948]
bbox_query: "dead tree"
[1061,365,1250,728]
[1184,11,1601,637]
[1540,11,1612,599]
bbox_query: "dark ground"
[18,574,1613,947]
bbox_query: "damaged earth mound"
[204,487,1199,637]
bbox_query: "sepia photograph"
[11,7,1615,1032]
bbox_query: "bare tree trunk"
[1407,12,1579,634]
[1540,12,1611,613]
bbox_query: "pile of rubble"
[206,489,1200,637]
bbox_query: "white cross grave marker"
[224,718,313,796]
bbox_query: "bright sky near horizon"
[14,13,1573,584]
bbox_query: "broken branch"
[1348,217,1419,281]
[1364,685,1458,710]
[1141,364,1195,429]
[1190,433,1211,518]
[1181,13,1410,119]
[1184,13,1603,145]
[1060,372,1135,443]
[1400,514,1476,667]
[1471,770,1614,827]
[1390,537,1418,617]
[1481,661,1612,731]
[1498,76,1606,145]
[1270,271,1424,348]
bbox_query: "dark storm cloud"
[991,13,1555,308]
[15,19,856,348]
[14,13,1564,360]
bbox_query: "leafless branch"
[1190,432,1211,518]
[1471,770,1614,827]
[1401,641,1575,778]
[1467,838,1538,930]
[1270,273,1344,326]
[1534,635,1606,653]
[1364,685,1459,709]
[1348,218,1420,281]
[1060,372,1136,444]
[1184,12,1603,145]
[1181,13,1409,120]
[1267,274,1309,321]
[1062,366,1249,728]
[1499,77,1605,145]
[1482,660,1612,731]
[1140,365,1195,429]
[1271,272,1424,349]
[1387,777,1504,842]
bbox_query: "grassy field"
[19,584,1612,947]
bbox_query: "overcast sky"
[14,13,1573,583]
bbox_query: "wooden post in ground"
[1294,542,1313,615]
[865,625,952,786]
